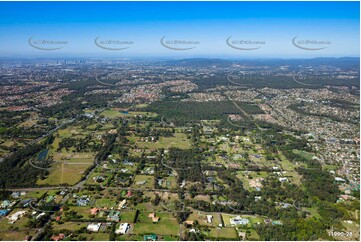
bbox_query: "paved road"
[179,224,183,240]
[31,192,71,241]
[95,73,116,87]
[292,74,320,87]
[0,118,76,163]
[31,118,76,145]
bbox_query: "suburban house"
[230,216,249,226]
[7,210,27,223]
[107,211,120,222]
[118,199,127,210]
[77,197,90,206]
[36,212,46,220]
[206,215,213,224]
[87,223,101,232]
[89,208,99,215]
[148,212,160,222]
[115,223,130,234]
[0,210,9,216]
[50,233,65,241]
[184,220,194,225]
[1,200,15,208]
[126,190,132,197]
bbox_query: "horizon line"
[0,56,360,61]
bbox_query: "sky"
[0,1,359,59]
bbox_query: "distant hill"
[165,58,234,67]
[166,57,360,68]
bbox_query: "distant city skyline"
[0,1,359,58]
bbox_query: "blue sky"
[0,1,359,58]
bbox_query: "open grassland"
[24,190,48,199]
[116,234,144,241]
[187,210,222,227]
[94,198,117,209]
[100,109,157,119]
[75,233,110,241]
[132,175,154,189]
[128,132,191,150]
[120,211,137,223]
[132,212,179,236]
[37,152,94,186]
[37,162,91,185]
[52,222,87,231]
[0,230,36,241]
[293,149,315,161]
[207,227,238,239]
[278,153,302,185]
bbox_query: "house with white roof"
[230,216,249,226]
[87,223,101,232]
[115,223,130,234]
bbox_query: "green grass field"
[52,222,88,231]
[207,227,238,239]
[76,233,110,241]
[37,151,94,185]
[132,212,179,236]
[94,198,117,209]
[116,234,144,241]
[0,230,36,241]
[278,153,302,185]
[187,211,222,227]
[64,206,94,219]
[128,133,191,150]
[24,190,48,199]
[37,162,92,186]
[120,211,137,223]
[132,175,154,189]
[100,109,157,119]
[293,149,315,161]
[248,229,260,240]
